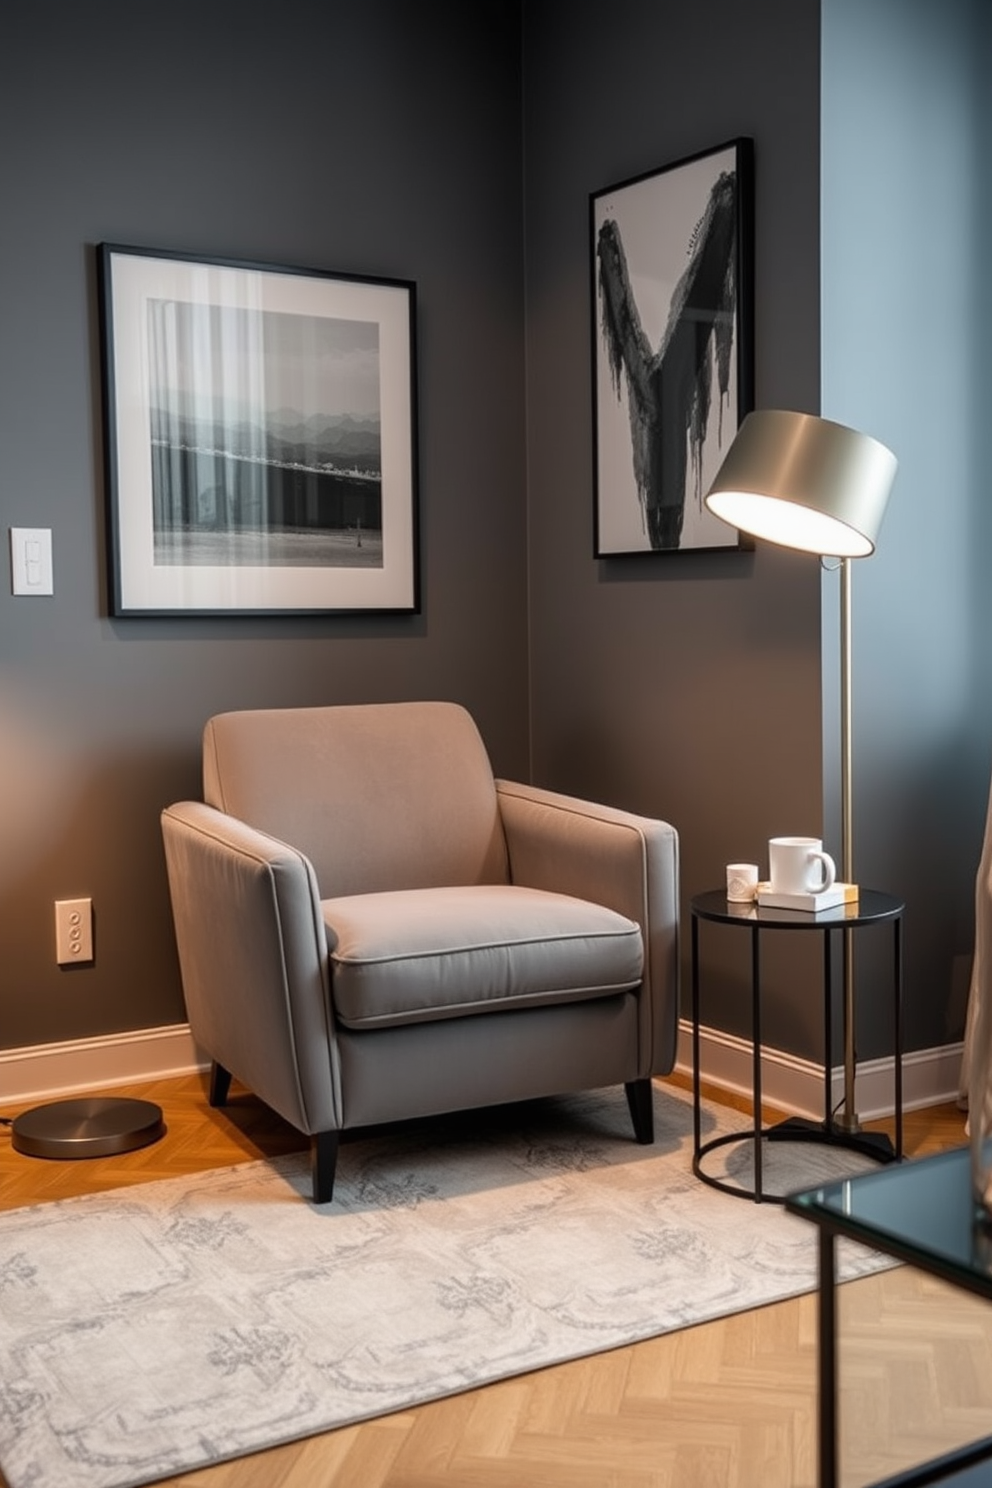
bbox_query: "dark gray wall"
[2,0,985,1075]
[821,0,992,1056]
[521,0,830,1054]
[0,1,529,1049]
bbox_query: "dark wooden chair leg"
[625,1078,655,1144]
[209,1061,232,1108]
[311,1130,340,1205]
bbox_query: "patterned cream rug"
[0,1082,887,1488]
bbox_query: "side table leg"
[692,913,701,1161]
[819,1228,838,1488]
[894,916,903,1160]
[751,925,762,1201]
[823,930,833,1130]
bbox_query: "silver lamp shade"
[705,409,897,558]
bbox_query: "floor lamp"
[704,409,898,1140]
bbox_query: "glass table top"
[786,1144,992,1299]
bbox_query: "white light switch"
[10,527,54,596]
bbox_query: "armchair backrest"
[202,701,510,897]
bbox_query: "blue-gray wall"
[821,0,992,1056]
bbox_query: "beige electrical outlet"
[55,898,93,964]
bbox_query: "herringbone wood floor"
[0,1074,978,1488]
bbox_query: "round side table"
[690,888,904,1203]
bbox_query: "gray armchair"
[161,702,679,1203]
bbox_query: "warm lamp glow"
[704,492,874,557]
[704,409,897,559]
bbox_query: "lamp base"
[832,1107,863,1135]
[11,1097,165,1160]
[767,1114,896,1164]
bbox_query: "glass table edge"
[784,1147,992,1301]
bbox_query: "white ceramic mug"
[768,836,836,895]
[726,863,759,903]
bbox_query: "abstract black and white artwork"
[591,139,753,555]
[99,245,418,614]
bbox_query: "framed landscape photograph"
[591,138,754,556]
[98,245,418,614]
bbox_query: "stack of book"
[755,881,859,912]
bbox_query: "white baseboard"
[675,1019,966,1121]
[0,1024,209,1107]
[0,1018,966,1123]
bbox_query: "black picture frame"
[98,244,419,615]
[591,138,754,556]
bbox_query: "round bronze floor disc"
[11,1097,166,1159]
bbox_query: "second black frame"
[591,137,754,556]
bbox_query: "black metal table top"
[691,887,904,931]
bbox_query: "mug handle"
[812,851,836,891]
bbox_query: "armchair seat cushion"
[323,884,643,1030]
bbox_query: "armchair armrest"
[495,780,679,1074]
[161,801,341,1135]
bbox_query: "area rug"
[0,1083,889,1488]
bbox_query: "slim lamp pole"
[836,556,860,1133]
